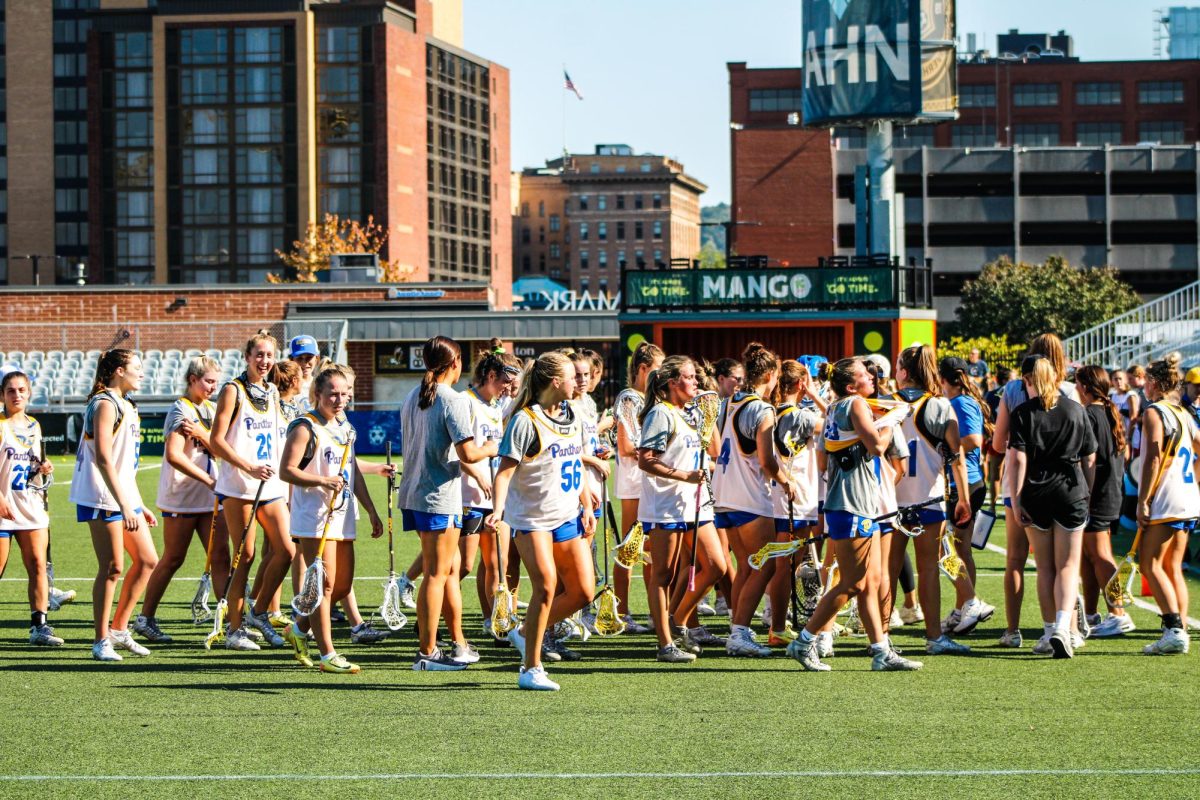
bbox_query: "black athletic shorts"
[947,481,987,530]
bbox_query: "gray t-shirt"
[639,404,676,452]
[821,395,882,518]
[499,402,578,463]
[894,388,953,442]
[397,382,474,514]
[721,393,774,449]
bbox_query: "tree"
[695,240,726,270]
[269,214,413,283]
[954,255,1141,343]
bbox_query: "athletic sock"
[799,628,815,643]
[321,651,337,662]
[351,622,365,633]
[31,611,47,628]
[1054,610,1071,635]
[868,641,888,654]
[1043,622,1055,638]
[1162,613,1183,630]
[731,623,749,637]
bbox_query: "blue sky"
[463,0,1174,205]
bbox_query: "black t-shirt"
[1010,397,1097,508]
[1084,403,1123,519]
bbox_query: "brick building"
[2,0,511,302]
[512,167,570,283]
[729,36,1200,318]
[514,144,706,295]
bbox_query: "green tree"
[955,255,1141,343]
[696,240,726,270]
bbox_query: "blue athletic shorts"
[643,521,693,533]
[402,509,462,533]
[825,510,880,540]
[461,507,489,536]
[775,518,817,534]
[917,508,947,524]
[76,505,143,523]
[516,517,581,543]
[714,510,759,529]
[1166,518,1198,532]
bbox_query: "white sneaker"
[92,639,122,662]
[1075,596,1091,639]
[109,628,150,656]
[1031,634,1053,655]
[898,604,924,625]
[940,608,961,635]
[1143,628,1188,655]
[451,641,480,664]
[397,575,417,610]
[816,630,834,658]
[999,629,1023,648]
[1091,614,1136,638]
[247,613,285,648]
[507,626,527,659]
[871,646,923,671]
[132,615,174,644]
[786,635,831,671]
[926,635,971,655]
[48,586,77,612]
[888,608,903,628]
[29,624,64,647]
[697,600,717,617]
[759,598,773,628]
[226,627,261,651]
[1049,630,1074,659]
[725,628,772,657]
[518,664,560,691]
[953,598,994,634]
[1071,631,1086,650]
[713,596,730,617]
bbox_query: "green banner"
[624,267,893,311]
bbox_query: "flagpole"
[561,62,567,159]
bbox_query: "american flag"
[563,69,583,100]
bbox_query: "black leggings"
[898,552,916,595]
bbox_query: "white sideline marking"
[984,542,1200,629]
[0,767,1197,783]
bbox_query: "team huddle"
[0,329,1194,690]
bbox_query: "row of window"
[578,220,662,241]
[960,79,1186,109]
[176,28,291,66]
[748,88,803,113]
[577,193,663,212]
[178,147,288,185]
[837,120,1189,148]
[115,108,290,147]
[578,249,663,269]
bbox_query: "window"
[181,69,228,104]
[652,194,662,209]
[237,188,284,224]
[635,220,644,239]
[617,249,626,267]
[579,195,589,211]
[597,195,607,211]
[639,163,650,172]
[234,28,283,64]
[616,195,625,210]
[951,124,994,147]
[319,187,360,218]
[748,88,803,112]
[183,109,228,145]
[115,231,154,268]
[54,87,86,111]
[1013,83,1059,107]
[115,152,153,187]
[1014,123,1060,146]
[55,189,86,213]
[181,189,229,225]
[235,67,283,103]
[616,221,625,240]
[1076,82,1122,106]
[1138,120,1185,144]
[598,250,608,267]
[549,243,561,258]
[652,220,663,239]
[538,200,544,217]
[895,125,935,148]
[579,222,588,241]
[182,149,228,184]
[599,278,609,294]
[580,278,589,292]
[959,84,996,108]
[634,194,644,210]
[235,146,282,183]
[635,248,645,266]
[598,222,607,241]
[235,108,284,143]
[590,163,600,173]
[549,214,560,232]
[653,249,663,265]
[317,27,360,63]
[115,73,153,108]
[318,66,360,103]
[520,202,529,217]
[115,112,152,147]
[237,228,283,263]
[833,126,866,149]
[180,29,228,65]
[521,254,531,272]
[579,250,589,270]
[115,32,151,68]
[1138,81,1184,104]
[1076,122,1123,146]
[520,227,530,244]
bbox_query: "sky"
[463,0,1176,206]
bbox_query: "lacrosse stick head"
[291,558,327,617]
[1104,561,1134,609]
[748,540,802,570]
[614,521,647,569]
[693,390,721,448]
[379,577,408,631]
[593,586,626,637]
[615,389,644,442]
[797,560,823,602]
[938,533,966,581]
[895,506,926,538]
[190,573,213,624]
[203,599,227,650]
[489,586,518,636]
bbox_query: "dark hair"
[90,349,137,398]
[1147,352,1182,396]
[1,370,29,395]
[628,341,664,388]
[994,367,1013,386]
[1075,365,1125,455]
[742,342,780,389]
[269,360,302,395]
[695,358,718,393]
[898,345,938,395]
[639,356,694,429]
[714,358,741,380]
[862,359,885,399]
[580,348,604,376]
[473,338,516,386]
[772,360,807,405]
[829,357,862,398]
[939,357,994,439]
[418,335,461,409]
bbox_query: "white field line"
[983,541,1200,629]
[0,767,1197,783]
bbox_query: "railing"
[1064,281,1200,367]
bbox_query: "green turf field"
[0,455,1198,799]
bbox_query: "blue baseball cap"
[289,335,319,358]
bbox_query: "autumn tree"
[270,214,414,283]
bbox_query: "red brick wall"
[379,21,430,280]
[489,62,513,309]
[346,340,376,403]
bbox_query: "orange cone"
[1141,574,1153,597]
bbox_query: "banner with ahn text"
[623,267,893,311]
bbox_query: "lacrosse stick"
[291,431,354,617]
[372,441,408,631]
[1104,527,1144,609]
[614,520,649,569]
[748,539,803,570]
[686,391,721,590]
[205,479,265,649]
[936,462,967,581]
[796,531,824,609]
[190,496,220,624]
[593,479,626,636]
[786,497,802,631]
[489,457,518,637]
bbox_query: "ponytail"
[1024,357,1060,411]
[417,335,461,410]
[1076,365,1125,455]
[898,345,939,395]
[637,355,692,429]
[938,358,994,439]
[90,349,136,398]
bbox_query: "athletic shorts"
[214,494,283,509]
[1162,518,1198,532]
[1084,515,1118,534]
[714,510,759,529]
[948,481,987,529]
[402,509,462,533]
[76,505,143,523]
[775,517,817,535]
[515,517,581,543]
[1023,497,1088,533]
[825,510,879,540]
[643,521,692,533]
[461,507,488,536]
[160,506,222,519]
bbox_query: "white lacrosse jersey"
[156,397,219,514]
[712,393,774,517]
[69,390,143,512]
[771,404,820,523]
[895,394,948,506]
[575,396,605,501]
[288,413,355,539]
[638,402,713,525]
[214,379,287,502]
[614,388,645,501]
[503,404,583,532]
[1135,402,1200,525]
[461,388,503,511]
[0,414,50,531]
